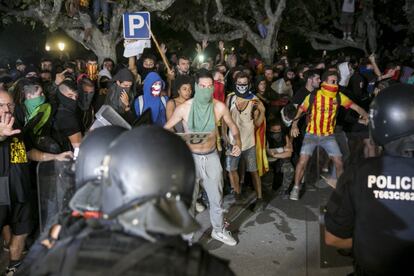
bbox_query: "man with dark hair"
[77,77,96,131]
[266,116,294,198]
[170,56,193,98]
[290,71,368,200]
[105,68,135,117]
[224,72,266,211]
[263,65,274,86]
[98,57,114,81]
[165,69,241,246]
[40,58,53,72]
[54,80,82,150]
[176,56,190,76]
[292,69,321,106]
[10,59,26,81]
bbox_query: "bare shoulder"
[176,99,192,112]
[213,99,226,111]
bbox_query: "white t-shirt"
[342,0,355,13]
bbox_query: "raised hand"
[202,39,209,50]
[218,40,225,52]
[55,69,68,86]
[120,91,130,110]
[160,43,167,55]
[0,113,20,138]
[195,43,202,54]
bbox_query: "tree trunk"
[255,44,274,65]
[65,28,118,64]
[94,38,117,64]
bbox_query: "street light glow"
[284,45,288,50]
[45,44,51,51]
[57,42,65,51]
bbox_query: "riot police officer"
[324,83,414,275]
[17,126,127,275]
[24,126,234,275]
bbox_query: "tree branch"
[109,4,126,42]
[299,28,367,53]
[249,0,263,23]
[50,0,63,27]
[212,0,260,41]
[0,4,37,19]
[140,0,176,11]
[296,0,315,25]
[264,0,272,19]
[203,0,211,34]
[188,21,244,41]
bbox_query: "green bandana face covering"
[194,84,214,104]
[24,95,45,118]
[188,84,215,132]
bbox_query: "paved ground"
[193,173,353,276]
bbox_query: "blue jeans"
[93,0,110,32]
[300,133,342,157]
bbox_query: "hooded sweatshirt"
[105,68,135,115]
[135,72,167,126]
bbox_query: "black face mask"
[58,92,78,112]
[140,68,155,80]
[270,131,283,143]
[26,76,41,83]
[78,88,95,111]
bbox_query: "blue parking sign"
[123,12,151,39]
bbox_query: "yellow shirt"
[300,89,353,136]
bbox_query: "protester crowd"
[0,36,412,275]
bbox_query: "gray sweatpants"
[191,150,224,232]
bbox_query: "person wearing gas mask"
[324,84,414,276]
[23,126,235,276]
[224,72,266,212]
[134,71,168,126]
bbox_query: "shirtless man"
[165,69,241,246]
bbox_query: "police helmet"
[369,83,414,145]
[75,126,127,189]
[70,126,127,214]
[101,126,198,237]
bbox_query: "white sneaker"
[289,186,300,201]
[181,232,194,246]
[211,229,237,246]
[195,202,206,213]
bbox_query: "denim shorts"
[300,133,342,157]
[226,146,258,172]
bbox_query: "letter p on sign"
[123,12,151,39]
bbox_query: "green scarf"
[24,97,51,135]
[188,84,215,132]
[24,96,46,119]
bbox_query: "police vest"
[28,226,235,276]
